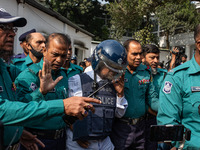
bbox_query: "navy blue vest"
[72,73,116,141]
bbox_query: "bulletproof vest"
[72,73,116,141]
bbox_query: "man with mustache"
[0,8,101,150]
[142,44,170,150]
[110,39,159,150]
[15,33,83,150]
[10,31,46,80]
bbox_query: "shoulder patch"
[30,82,38,91]
[163,81,173,94]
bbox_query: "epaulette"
[11,58,25,65]
[157,68,167,73]
[28,63,41,75]
[168,62,190,75]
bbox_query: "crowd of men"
[0,7,199,150]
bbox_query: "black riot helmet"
[92,40,127,81]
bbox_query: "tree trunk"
[166,30,170,50]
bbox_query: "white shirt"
[68,68,128,118]
[84,65,93,73]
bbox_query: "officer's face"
[145,53,159,69]
[27,33,46,52]
[66,45,72,61]
[0,23,16,56]
[43,38,68,71]
[127,42,142,68]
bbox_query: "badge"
[138,79,150,85]
[30,82,37,91]
[191,86,200,92]
[124,78,128,82]
[163,81,173,94]
[0,86,3,92]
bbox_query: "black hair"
[181,53,187,59]
[123,39,140,52]
[79,61,86,67]
[142,44,160,55]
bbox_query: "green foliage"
[155,0,200,34]
[46,0,110,41]
[133,24,158,46]
[107,0,200,48]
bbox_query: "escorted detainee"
[66,40,128,150]
[157,24,200,149]
[0,8,101,149]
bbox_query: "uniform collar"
[68,62,77,71]
[126,64,147,74]
[188,55,200,74]
[25,55,33,66]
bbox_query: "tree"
[155,0,200,49]
[46,0,110,41]
[107,0,200,47]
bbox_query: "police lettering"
[98,97,114,105]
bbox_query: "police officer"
[110,39,159,150]
[10,31,46,80]
[62,42,83,78]
[66,40,128,150]
[0,8,101,149]
[157,24,200,149]
[15,33,83,150]
[70,55,77,64]
[12,28,36,59]
[142,44,170,150]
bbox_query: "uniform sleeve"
[0,96,64,126]
[14,70,45,102]
[147,80,159,112]
[115,96,128,118]
[157,74,182,125]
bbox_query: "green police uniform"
[157,56,200,149]
[15,59,68,130]
[124,64,159,118]
[10,55,33,81]
[153,68,167,94]
[0,58,64,147]
[0,58,23,146]
[65,62,83,78]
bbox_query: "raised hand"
[38,59,63,95]
[112,73,125,97]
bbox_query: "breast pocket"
[190,95,200,118]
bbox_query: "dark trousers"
[110,119,145,150]
[145,114,157,150]
[19,136,66,150]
